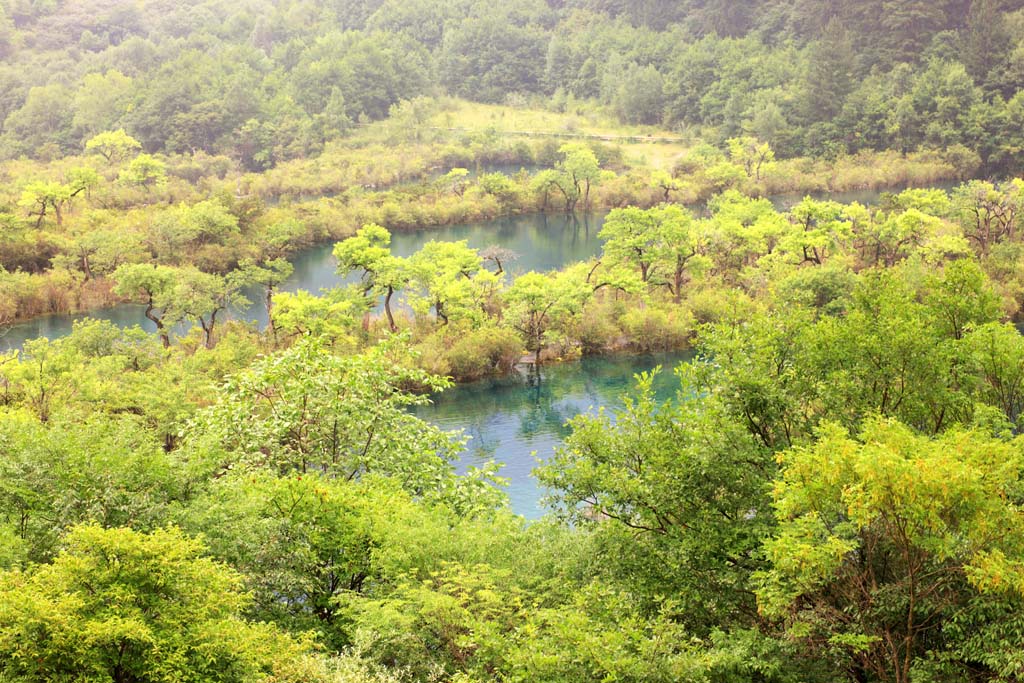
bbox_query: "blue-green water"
[410,350,694,517]
[0,212,607,351]
[0,212,621,517]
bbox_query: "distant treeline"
[1,0,1024,171]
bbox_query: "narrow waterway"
[0,212,608,351]
[0,184,949,516]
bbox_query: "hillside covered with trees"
[5,1,1024,682]
[1,0,1024,169]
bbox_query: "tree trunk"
[384,286,397,332]
[202,310,218,349]
[144,300,170,348]
[266,285,277,341]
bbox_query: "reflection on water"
[1,212,608,351]
[410,350,694,518]
[0,183,953,350]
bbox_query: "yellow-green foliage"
[619,304,693,352]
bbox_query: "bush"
[577,299,623,353]
[620,304,692,352]
[444,325,522,381]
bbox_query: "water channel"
[0,184,947,516]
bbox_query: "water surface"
[411,350,694,517]
[0,212,607,351]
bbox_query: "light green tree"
[333,224,409,331]
[112,263,180,347]
[118,153,167,190]
[85,128,142,164]
[503,269,592,363]
[0,524,323,683]
[757,419,1024,683]
[726,136,775,181]
[407,240,485,326]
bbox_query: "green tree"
[407,240,486,326]
[0,412,181,562]
[119,153,167,190]
[72,71,134,140]
[173,267,251,349]
[112,263,180,347]
[599,204,703,301]
[333,224,408,332]
[554,142,602,212]
[757,419,1024,683]
[237,257,294,337]
[186,337,503,512]
[726,136,775,181]
[85,128,142,164]
[0,524,323,683]
[186,471,376,648]
[17,169,98,228]
[538,369,773,630]
[503,269,591,363]
[778,198,852,266]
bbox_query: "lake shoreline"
[0,173,968,348]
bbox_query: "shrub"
[620,304,692,352]
[444,325,522,381]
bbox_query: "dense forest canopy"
[6,1,1024,682]
[2,0,1024,169]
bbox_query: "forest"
[4,1,1024,682]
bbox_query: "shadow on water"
[409,350,695,518]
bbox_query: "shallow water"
[0,212,608,351]
[410,350,694,517]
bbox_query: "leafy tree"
[407,240,487,326]
[503,269,591,363]
[186,337,503,511]
[539,369,773,630]
[17,169,98,228]
[533,143,604,213]
[53,225,144,281]
[440,15,547,103]
[650,169,683,202]
[0,83,74,158]
[334,224,408,331]
[237,257,294,336]
[112,263,180,347]
[173,267,252,349]
[118,152,167,190]
[726,136,775,181]
[952,179,1023,256]
[778,198,852,266]
[612,63,666,124]
[72,71,134,140]
[437,167,470,197]
[0,524,324,683]
[185,471,376,648]
[271,286,367,345]
[0,412,181,562]
[599,204,703,300]
[966,321,1024,430]
[85,128,141,164]
[757,419,1024,683]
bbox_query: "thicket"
[6,175,1024,679]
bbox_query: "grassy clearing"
[424,100,692,171]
